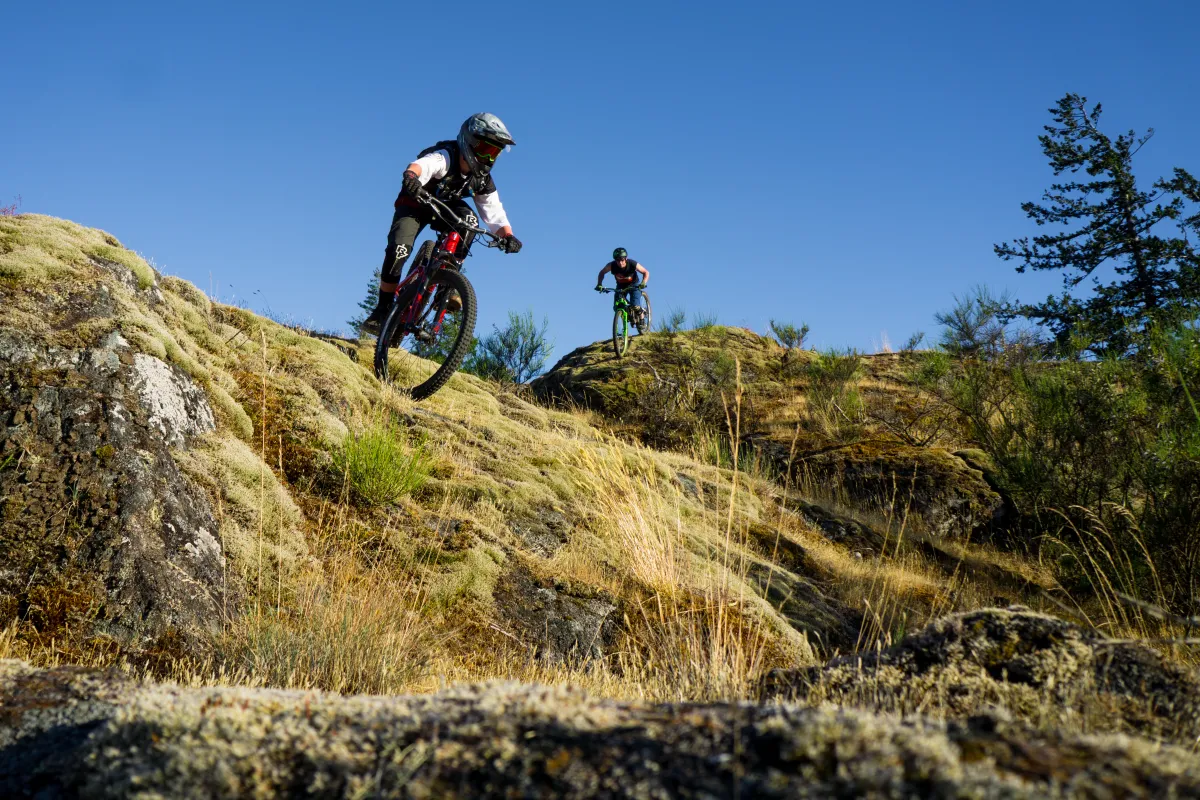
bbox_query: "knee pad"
[382,242,413,283]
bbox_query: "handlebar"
[598,285,647,293]
[417,190,501,246]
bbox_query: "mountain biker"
[595,248,650,324]
[361,113,523,335]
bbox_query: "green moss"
[83,243,155,289]
[428,545,506,612]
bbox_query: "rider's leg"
[626,285,644,323]
[363,207,426,335]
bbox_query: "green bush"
[335,420,432,507]
[658,307,687,334]
[917,320,1200,611]
[465,309,553,384]
[769,319,810,350]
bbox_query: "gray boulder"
[0,329,227,651]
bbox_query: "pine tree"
[347,274,380,334]
[995,94,1200,354]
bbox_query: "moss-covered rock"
[3,658,1199,798]
[0,329,227,651]
[536,328,1004,539]
[786,439,1005,538]
[761,607,1200,746]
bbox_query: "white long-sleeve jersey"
[412,150,510,234]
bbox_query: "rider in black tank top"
[595,247,651,321]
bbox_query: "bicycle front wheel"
[374,267,478,400]
[612,309,629,358]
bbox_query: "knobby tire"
[612,308,629,358]
[374,266,478,400]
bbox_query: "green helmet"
[613,247,628,260]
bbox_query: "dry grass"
[216,551,439,695]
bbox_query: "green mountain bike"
[599,285,652,357]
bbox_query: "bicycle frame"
[390,193,499,340]
[602,286,641,318]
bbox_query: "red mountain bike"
[373,192,505,399]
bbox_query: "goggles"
[472,139,504,164]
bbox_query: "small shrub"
[335,420,431,506]
[769,319,809,350]
[465,309,553,384]
[901,331,926,352]
[659,307,687,333]
[692,311,719,330]
[0,196,20,217]
[935,285,1025,357]
[803,348,864,441]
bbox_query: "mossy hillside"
[534,326,783,419]
[0,215,389,613]
[0,214,879,682]
[0,214,1127,706]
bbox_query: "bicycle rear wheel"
[374,267,477,400]
[637,292,652,334]
[612,309,629,358]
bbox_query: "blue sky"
[5,0,1200,358]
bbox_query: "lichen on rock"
[129,351,216,448]
[3,659,1199,798]
[760,607,1200,746]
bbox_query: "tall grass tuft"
[221,556,439,694]
[335,419,431,507]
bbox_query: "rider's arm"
[596,264,612,286]
[637,264,650,285]
[406,151,450,185]
[473,190,512,235]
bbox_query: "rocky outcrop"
[0,327,227,650]
[757,437,1005,539]
[760,607,1200,746]
[0,218,245,652]
[493,563,619,663]
[3,658,1199,798]
[534,330,1005,540]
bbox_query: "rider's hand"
[594,285,604,292]
[638,282,648,289]
[499,234,522,254]
[401,170,423,198]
